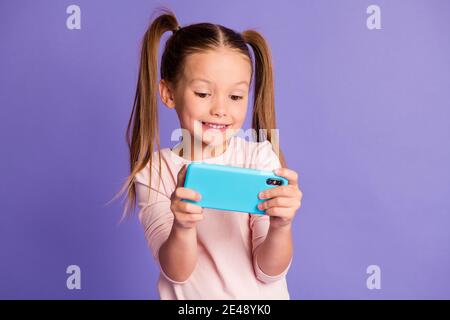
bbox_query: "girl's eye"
[230,95,243,101]
[195,92,210,98]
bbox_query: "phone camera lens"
[266,178,273,185]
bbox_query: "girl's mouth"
[201,121,231,132]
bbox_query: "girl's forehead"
[181,49,251,85]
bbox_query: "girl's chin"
[201,130,229,143]
[201,135,226,147]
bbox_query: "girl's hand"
[257,167,303,229]
[170,164,204,229]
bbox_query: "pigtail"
[242,30,286,167]
[107,9,180,221]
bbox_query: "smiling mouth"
[201,121,231,129]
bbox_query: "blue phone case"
[182,162,288,215]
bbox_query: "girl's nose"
[210,99,227,117]
[212,109,226,117]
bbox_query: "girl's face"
[160,47,252,155]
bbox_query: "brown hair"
[110,8,286,220]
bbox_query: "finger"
[176,164,188,188]
[259,185,300,200]
[258,197,299,210]
[273,167,299,186]
[174,187,202,201]
[176,201,203,214]
[265,207,293,218]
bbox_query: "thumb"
[176,164,188,188]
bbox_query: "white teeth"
[202,122,228,129]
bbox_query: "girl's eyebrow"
[190,78,249,87]
[189,78,211,85]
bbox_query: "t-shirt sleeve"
[134,161,188,285]
[249,140,293,283]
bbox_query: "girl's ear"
[159,79,176,109]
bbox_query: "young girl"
[116,9,303,300]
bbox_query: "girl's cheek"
[180,103,200,121]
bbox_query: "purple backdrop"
[1,0,449,299]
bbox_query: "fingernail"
[259,192,265,199]
[258,203,263,209]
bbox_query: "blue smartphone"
[182,162,288,215]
